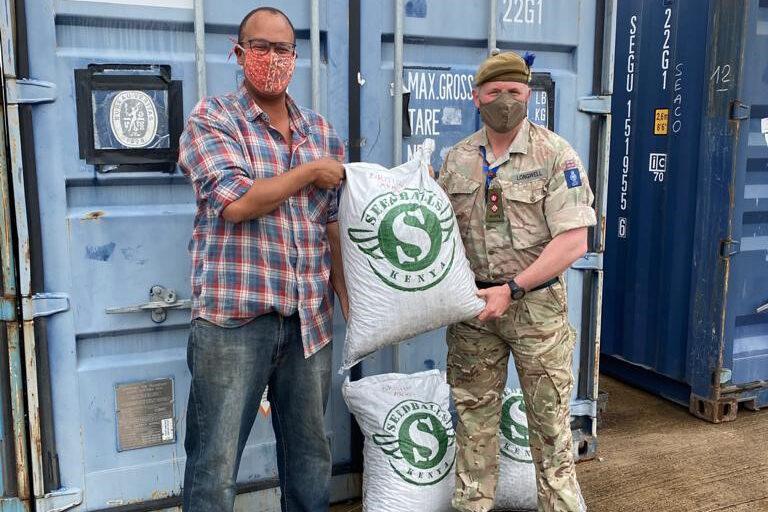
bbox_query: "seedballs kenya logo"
[348,189,455,291]
[500,389,533,463]
[372,400,456,486]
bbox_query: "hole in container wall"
[723,404,731,417]
[698,400,706,415]
[578,440,588,456]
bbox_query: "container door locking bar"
[106,285,191,323]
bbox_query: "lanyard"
[480,146,501,199]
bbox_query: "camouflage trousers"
[446,284,585,512]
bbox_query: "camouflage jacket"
[437,120,596,282]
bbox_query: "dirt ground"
[578,376,768,512]
[332,375,768,512]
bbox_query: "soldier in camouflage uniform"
[437,51,595,512]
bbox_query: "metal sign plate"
[401,68,555,176]
[93,89,169,150]
[115,378,175,452]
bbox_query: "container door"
[601,0,711,401]
[23,0,353,509]
[357,0,604,459]
[723,0,768,394]
[602,0,768,420]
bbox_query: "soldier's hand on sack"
[476,285,512,321]
[428,165,435,179]
[312,158,346,189]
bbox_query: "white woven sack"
[339,139,485,369]
[494,388,538,511]
[342,370,456,512]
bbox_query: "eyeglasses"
[238,38,296,56]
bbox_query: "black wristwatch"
[507,279,526,300]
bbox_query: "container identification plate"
[115,378,175,451]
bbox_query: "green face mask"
[478,92,527,134]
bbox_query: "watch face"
[512,289,526,300]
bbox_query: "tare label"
[403,69,477,171]
[402,69,554,175]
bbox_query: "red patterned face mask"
[239,46,296,95]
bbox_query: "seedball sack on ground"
[342,370,456,512]
[494,388,538,511]
[339,139,484,369]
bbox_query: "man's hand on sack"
[429,165,435,178]
[476,285,512,321]
[311,158,346,189]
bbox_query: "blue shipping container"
[2,1,354,510]
[601,0,768,422]
[0,0,608,509]
[356,0,608,461]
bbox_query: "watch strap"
[507,279,526,300]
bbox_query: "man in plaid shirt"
[177,7,348,512]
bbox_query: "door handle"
[758,301,768,314]
[106,285,190,323]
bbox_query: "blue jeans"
[182,313,332,512]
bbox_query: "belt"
[475,277,559,292]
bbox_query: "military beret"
[474,50,533,86]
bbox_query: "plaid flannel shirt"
[178,86,344,358]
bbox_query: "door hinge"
[26,293,70,319]
[571,252,603,271]
[730,100,750,120]
[35,487,82,512]
[578,95,612,115]
[719,239,740,258]
[5,78,57,105]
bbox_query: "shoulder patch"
[564,168,582,188]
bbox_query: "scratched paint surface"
[84,242,116,262]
